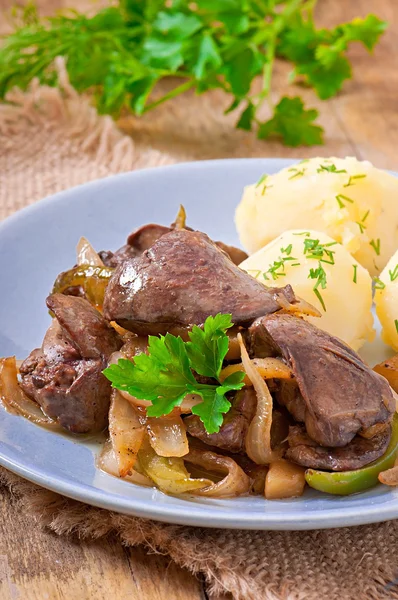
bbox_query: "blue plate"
[0,158,397,530]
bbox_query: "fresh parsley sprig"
[0,1,387,147]
[103,314,245,434]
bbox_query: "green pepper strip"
[305,413,398,496]
[52,265,114,309]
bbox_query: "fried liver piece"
[103,229,298,335]
[20,294,121,433]
[286,423,391,471]
[184,388,257,453]
[100,223,248,267]
[247,313,395,449]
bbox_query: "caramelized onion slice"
[225,326,241,361]
[379,452,398,486]
[220,357,293,386]
[109,390,146,477]
[185,448,250,497]
[172,204,187,230]
[147,414,189,457]
[0,357,59,429]
[137,439,211,494]
[98,440,153,487]
[76,236,104,267]
[379,465,398,486]
[118,388,202,414]
[238,334,279,465]
[276,292,321,318]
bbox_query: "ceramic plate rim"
[1,157,398,531]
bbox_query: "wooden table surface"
[0,0,397,598]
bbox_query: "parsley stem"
[302,0,318,18]
[262,38,276,97]
[142,79,196,114]
[257,0,303,104]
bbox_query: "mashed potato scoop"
[240,229,374,351]
[236,157,398,276]
[375,248,398,351]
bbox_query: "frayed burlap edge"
[0,56,173,175]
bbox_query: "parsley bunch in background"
[0,0,387,146]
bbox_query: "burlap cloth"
[1,49,398,600]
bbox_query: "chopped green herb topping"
[335,194,354,209]
[374,277,386,290]
[261,183,273,195]
[389,265,398,282]
[299,159,310,164]
[344,174,367,187]
[353,265,358,283]
[308,264,327,311]
[256,174,268,187]
[246,269,261,280]
[303,238,336,264]
[288,169,306,180]
[370,238,381,256]
[317,164,347,174]
[356,221,367,234]
[293,231,311,236]
[263,246,299,280]
[303,239,337,311]
[356,209,370,233]
[362,209,370,223]
[281,244,293,255]
[395,320,398,334]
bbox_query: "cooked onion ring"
[76,236,104,267]
[98,440,153,487]
[220,357,293,386]
[276,292,321,318]
[238,334,279,465]
[147,414,189,457]
[185,448,250,497]
[109,390,145,477]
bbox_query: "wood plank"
[316,0,398,170]
[0,490,204,600]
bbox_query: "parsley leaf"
[0,2,387,147]
[258,97,324,147]
[191,387,232,434]
[186,313,233,379]
[193,34,222,80]
[236,101,255,131]
[295,55,352,99]
[338,14,387,51]
[279,13,386,100]
[103,314,245,434]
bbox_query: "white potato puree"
[375,248,398,351]
[236,156,398,276]
[240,229,375,351]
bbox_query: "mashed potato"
[240,229,374,350]
[235,156,398,276]
[375,249,398,351]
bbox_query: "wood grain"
[0,489,205,599]
[0,0,397,598]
